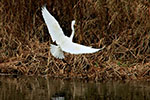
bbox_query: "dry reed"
[0,0,150,81]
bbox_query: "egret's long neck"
[70,20,75,41]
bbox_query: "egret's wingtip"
[101,45,106,50]
[99,45,106,51]
[41,4,47,10]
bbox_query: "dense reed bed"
[0,0,150,81]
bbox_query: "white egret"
[41,6,104,59]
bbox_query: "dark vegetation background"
[0,0,150,81]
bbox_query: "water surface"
[0,75,149,100]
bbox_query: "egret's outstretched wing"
[41,6,65,43]
[60,42,101,54]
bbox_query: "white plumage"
[50,44,64,59]
[41,6,103,59]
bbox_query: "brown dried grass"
[0,0,150,81]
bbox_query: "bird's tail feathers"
[50,44,65,59]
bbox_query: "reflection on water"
[0,75,149,100]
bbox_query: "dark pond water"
[0,75,149,100]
